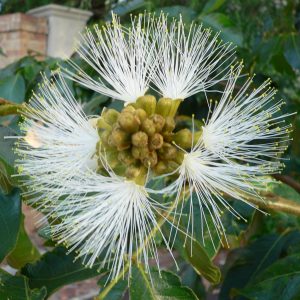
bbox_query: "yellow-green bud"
[125,165,147,185]
[136,95,156,116]
[173,129,192,149]
[151,114,165,132]
[118,150,135,165]
[97,118,111,131]
[135,108,147,123]
[158,143,177,160]
[110,127,130,150]
[149,133,164,150]
[123,105,136,113]
[141,118,156,136]
[142,150,158,168]
[169,99,182,118]
[131,146,149,159]
[163,116,176,132]
[118,111,140,133]
[102,109,119,125]
[132,131,148,147]
[156,97,173,117]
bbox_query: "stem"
[273,174,300,194]
[0,104,23,116]
[97,198,179,299]
[245,191,300,216]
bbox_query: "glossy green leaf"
[220,231,300,300]
[98,274,127,300]
[0,269,46,300]
[130,265,198,300]
[21,247,104,296]
[199,13,243,46]
[201,0,225,15]
[7,214,40,269]
[265,179,300,202]
[237,253,300,300]
[283,33,300,70]
[0,73,25,103]
[0,189,21,263]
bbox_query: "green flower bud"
[118,150,136,165]
[142,150,158,168]
[149,133,164,150]
[135,108,147,123]
[131,146,149,160]
[102,109,119,125]
[118,111,140,133]
[125,165,147,185]
[136,95,156,116]
[150,114,165,132]
[141,118,156,136]
[158,142,177,160]
[110,127,130,150]
[173,128,192,149]
[156,97,173,117]
[163,116,176,132]
[132,131,148,147]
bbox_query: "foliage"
[0,0,300,299]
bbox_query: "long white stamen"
[63,14,156,103]
[151,15,235,99]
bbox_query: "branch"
[0,98,24,116]
[272,174,300,194]
[245,191,300,216]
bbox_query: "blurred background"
[0,1,300,299]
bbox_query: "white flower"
[201,63,292,170]
[163,143,264,248]
[64,13,156,103]
[48,169,173,280]
[150,15,235,99]
[15,73,99,205]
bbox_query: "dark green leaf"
[7,214,40,269]
[155,6,197,22]
[201,0,225,15]
[0,189,21,263]
[199,13,243,46]
[0,73,26,103]
[220,231,300,300]
[284,33,300,70]
[98,274,127,300]
[0,269,46,300]
[237,253,300,300]
[21,247,104,296]
[0,126,17,174]
[265,180,300,202]
[130,265,198,300]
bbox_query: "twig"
[272,174,300,194]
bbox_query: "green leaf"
[202,0,225,15]
[0,269,46,300]
[130,265,198,300]
[0,126,17,174]
[220,230,300,300]
[0,189,21,263]
[199,13,243,46]
[21,247,104,296]
[0,73,26,103]
[237,253,300,300]
[7,214,40,269]
[98,274,127,300]
[283,33,300,70]
[155,6,197,23]
[265,180,300,203]
[168,223,221,284]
